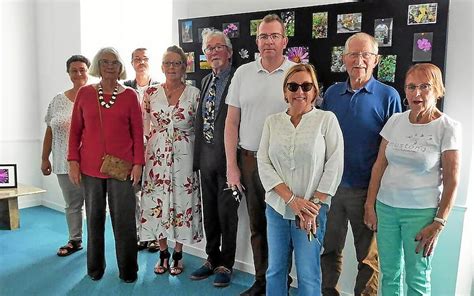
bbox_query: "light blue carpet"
[0,206,257,296]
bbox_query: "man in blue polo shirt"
[321,32,401,296]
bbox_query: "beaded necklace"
[98,84,119,109]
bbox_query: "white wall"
[172,0,473,295]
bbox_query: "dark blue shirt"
[322,77,401,188]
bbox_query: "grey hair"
[344,32,379,54]
[131,47,147,61]
[89,47,127,80]
[201,28,233,54]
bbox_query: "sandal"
[170,251,184,276]
[154,249,170,275]
[147,240,160,253]
[57,240,83,257]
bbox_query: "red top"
[68,85,145,178]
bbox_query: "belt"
[240,148,257,158]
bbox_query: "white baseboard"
[41,199,65,213]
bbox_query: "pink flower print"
[417,38,432,52]
[286,47,310,64]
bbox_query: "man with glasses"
[124,48,159,253]
[190,29,237,288]
[321,32,401,296]
[225,14,295,296]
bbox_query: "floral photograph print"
[181,20,193,43]
[281,11,295,37]
[412,32,433,62]
[408,3,438,25]
[312,12,328,39]
[374,18,393,47]
[250,19,262,36]
[337,13,362,33]
[0,164,17,188]
[199,54,211,70]
[185,52,195,73]
[286,47,309,64]
[331,46,346,73]
[239,48,249,60]
[377,55,397,83]
[222,22,240,38]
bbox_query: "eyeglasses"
[162,61,184,67]
[345,52,377,59]
[204,45,227,54]
[133,57,149,63]
[99,59,121,67]
[257,33,284,41]
[405,83,432,93]
[286,82,314,92]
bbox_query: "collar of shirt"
[340,76,376,95]
[256,56,291,74]
[213,65,231,81]
[283,107,316,120]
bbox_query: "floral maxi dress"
[139,84,203,244]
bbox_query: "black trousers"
[200,143,240,269]
[82,175,138,279]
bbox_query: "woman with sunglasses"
[365,63,461,295]
[139,45,203,276]
[68,47,144,283]
[257,63,344,295]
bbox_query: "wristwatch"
[309,197,323,205]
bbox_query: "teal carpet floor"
[0,206,256,296]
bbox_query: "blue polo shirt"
[322,77,401,188]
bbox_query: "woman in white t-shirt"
[365,63,461,295]
[41,55,90,256]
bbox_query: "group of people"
[41,13,460,296]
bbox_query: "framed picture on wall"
[0,164,18,189]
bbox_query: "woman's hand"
[364,205,378,232]
[415,222,443,257]
[41,159,52,176]
[68,161,81,186]
[130,164,142,186]
[289,197,320,225]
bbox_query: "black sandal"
[57,240,83,257]
[170,251,184,276]
[154,249,170,274]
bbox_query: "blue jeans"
[377,201,436,296]
[266,204,328,296]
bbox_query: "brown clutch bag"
[99,154,132,181]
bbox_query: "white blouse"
[44,93,74,174]
[257,108,344,219]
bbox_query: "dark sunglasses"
[286,82,314,92]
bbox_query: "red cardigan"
[68,85,145,178]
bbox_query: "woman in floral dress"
[139,45,202,276]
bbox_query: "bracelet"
[433,217,447,226]
[286,194,296,205]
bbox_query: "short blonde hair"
[405,63,445,99]
[283,64,320,103]
[89,47,127,80]
[257,14,286,37]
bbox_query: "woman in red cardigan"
[68,47,144,283]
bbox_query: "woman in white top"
[257,64,344,296]
[365,63,461,295]
[41,55,90,256]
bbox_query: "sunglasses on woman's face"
[286,82,314,92]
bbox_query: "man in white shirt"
[225,14,295,296]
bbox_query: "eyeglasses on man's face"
[257,33,284,41]
[162,61,184,67]
[204,44,227,54]
[286,82,314,93]
[133,57,149,63]
[345,51,377,60]
[405,83,432,93]
[99,59,121,67]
